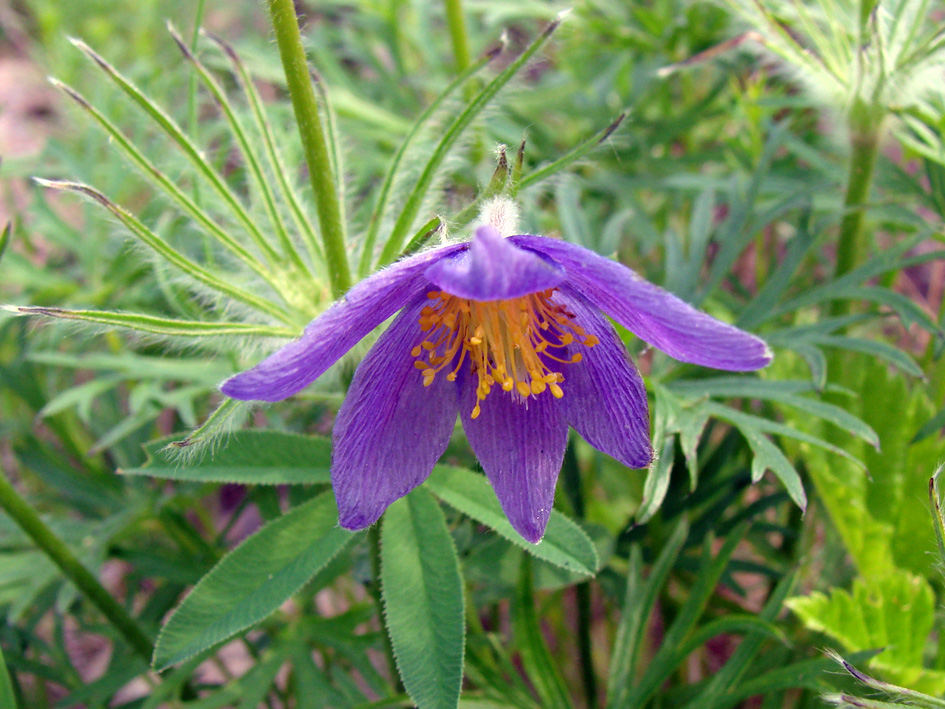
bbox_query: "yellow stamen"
[413,288,597,417]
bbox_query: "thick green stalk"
[268,0,351,298]
[833,130,880,282]
[444,0,471,73]
[0,467,155,664]
[831,101,882,320]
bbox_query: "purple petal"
[221,244,464,401]
[510,236,772,371]
[425,225,565,301]
[332,295,458,530]
[458,371,569,543]
[554,290,653,469]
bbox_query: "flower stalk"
[268,0,351,298]
[444,0,472,73]
[0,466,155,664]
[834,121,880,280]
[832,101,882,315]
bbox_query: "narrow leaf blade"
[122,431,331,485]
[382,488,465,709]
[153,492,354,669]
[426,465,598,576]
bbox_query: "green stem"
[831,124,880,314]
[0,467,155,664]
[368,525,402,692]
[444,0,471,73]
[268,0,352,298]
[561,441,598,708]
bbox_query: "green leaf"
[517,114,626,195]
[177,649,287,709]
[0,222,10,264]
[746,431,807,509]
[378,14,565,265]
[32,179,291,323]
[785,357,941,577]
[3,305,295,339]
[48,74,282,280]
[806,335,923,379]
[68,38,281,266]
[829,651,945,709]
[736,215,815,330]
[616,524,749,709]
[153,492,355,669]
[720,651,880,706]
[358,46,500,275]
[122,431,332,485]
[652,385,710,487]
[913,404,945,444]
[670,377,879,448]
[703,404,809,508]
[511,557,574,709]
[606,520,688,707]
[290,640,350,709]
[0,643,16,709]
[381,488,465,709]
[929,465,945,573]
[682,571,796,708]
[635,434,674,524]
[425,466,598,576]
[787,569,945,695]
[205,31,323,266]
[168,23,309,275]
[674,613,785,664]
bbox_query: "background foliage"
[1,0,944,706]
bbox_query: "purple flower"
[222,226,771,542]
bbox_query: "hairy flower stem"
[0,466,155,664]
[562,441,598,708]
[268,0,351,298]
[831,124,880,315]
[444,0,472,73]
[369,524,403,693]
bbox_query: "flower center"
[412,289,599,419]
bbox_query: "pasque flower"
[222,225,771,542]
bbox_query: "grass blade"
[168,23,310,275]
[358,44,501,276]
[33,179,293,324]
[70,37,282,266]
[607,520,689,707]
[616,523,748,708]
[49,77,277,285]
[204,30,325,267]
[512,556,574,709]
[378,13,566,267]
[2,305,296,338]
[682,571,796,708]
[516,113,626,194]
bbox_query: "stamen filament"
[414,288,597,416]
